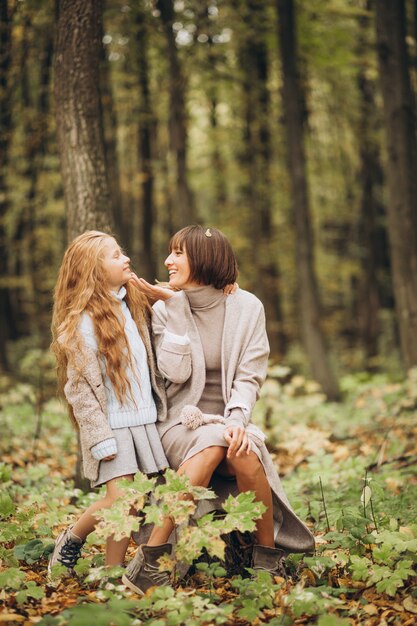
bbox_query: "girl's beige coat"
[63,322,167,481]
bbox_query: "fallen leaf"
[403,596,417,614]
[363,603,378,615]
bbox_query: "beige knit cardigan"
[153,288,269,435]
[63,320,167,482]
[152,288,315,554]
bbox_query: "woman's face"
[165,246,199,290]
[101,238,132,291]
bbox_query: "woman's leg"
[72,474,135,565]
[224,453,275,547]
[147,446,227,546]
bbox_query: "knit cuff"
[91,438,117,460]
[164,293,191,338]
[163,330,191,347]
[227,408,246,428]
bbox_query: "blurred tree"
[355,0,386,362]
[134,3,157,280]
[157,0,196,228]
[0,0,16,370]
[99,10,125,246]
[236,0,287,358]
[375,0,417,369]
[19,9,54,345]
[54,0,113,240]
[276,0,340,398]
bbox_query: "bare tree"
[356,1,385,362]
[276,0,340,399]
[237,0,287,358]
[135,5,157,280]
[0,0,17,370]
[157,0,195,228]
[375,0,417,369]
[54,0,113,240]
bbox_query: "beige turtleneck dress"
[161,285,259,468]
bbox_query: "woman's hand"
[223,425,251,458]
[130,274,174,302]
[103,454,116,461]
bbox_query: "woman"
[123,225,314,594]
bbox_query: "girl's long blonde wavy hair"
[51,231,150,420]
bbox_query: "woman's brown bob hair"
[169,225,238,290]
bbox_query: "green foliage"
[348,525,417,596]
[44,598,138,626]
[135,586,233,625]
[2,372,417,623]
[0,491,15,518]
[0,567,26,590]
[231,570,281,621]
[15,581,45,605]
[284,583,345,618]
[14,538,53,564]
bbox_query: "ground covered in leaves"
[1,366,417,625]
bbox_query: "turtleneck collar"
[112,286,127,301]
[185,284,225,310]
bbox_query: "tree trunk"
[208,95,227,218]
[135,6,157,280]
[375,0,417,369]
[54,0,113,241]
[0,0,15,370]
[55,0,114,491]
[276,0,340,399]
[356,2,385,362]
[157,0,195,228]
[238,0,287,358]
[99,16,125,246]
[20,13,54,345]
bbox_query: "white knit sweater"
[78,287,157,459]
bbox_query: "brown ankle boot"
[122,544,172,595]
[251,544,286,578]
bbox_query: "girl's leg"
[72,474,134,566]
[224,453,274,547]
[147,446,227,546]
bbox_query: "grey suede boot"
[251,544,287,578]
[122,543,172,595]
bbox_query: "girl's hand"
[130,274,174,302]
[223,282,238,295]
[223,425,251,458]
[103,454,116,462]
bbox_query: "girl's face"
[165,246,199,290]
[101,238,132,291]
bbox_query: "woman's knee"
[195,445,227,469]
[227,452,264,481]
[182,445,226,473]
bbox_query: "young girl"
[49,231,168,572]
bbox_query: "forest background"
[1,0,417,625]
[3,0,417,389]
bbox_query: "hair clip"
[205,228,212,238]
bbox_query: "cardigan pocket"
[157,347,192,384]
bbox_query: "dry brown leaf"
[363,603,378,615]
[403,595,417,614]
[0,614,25,623]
